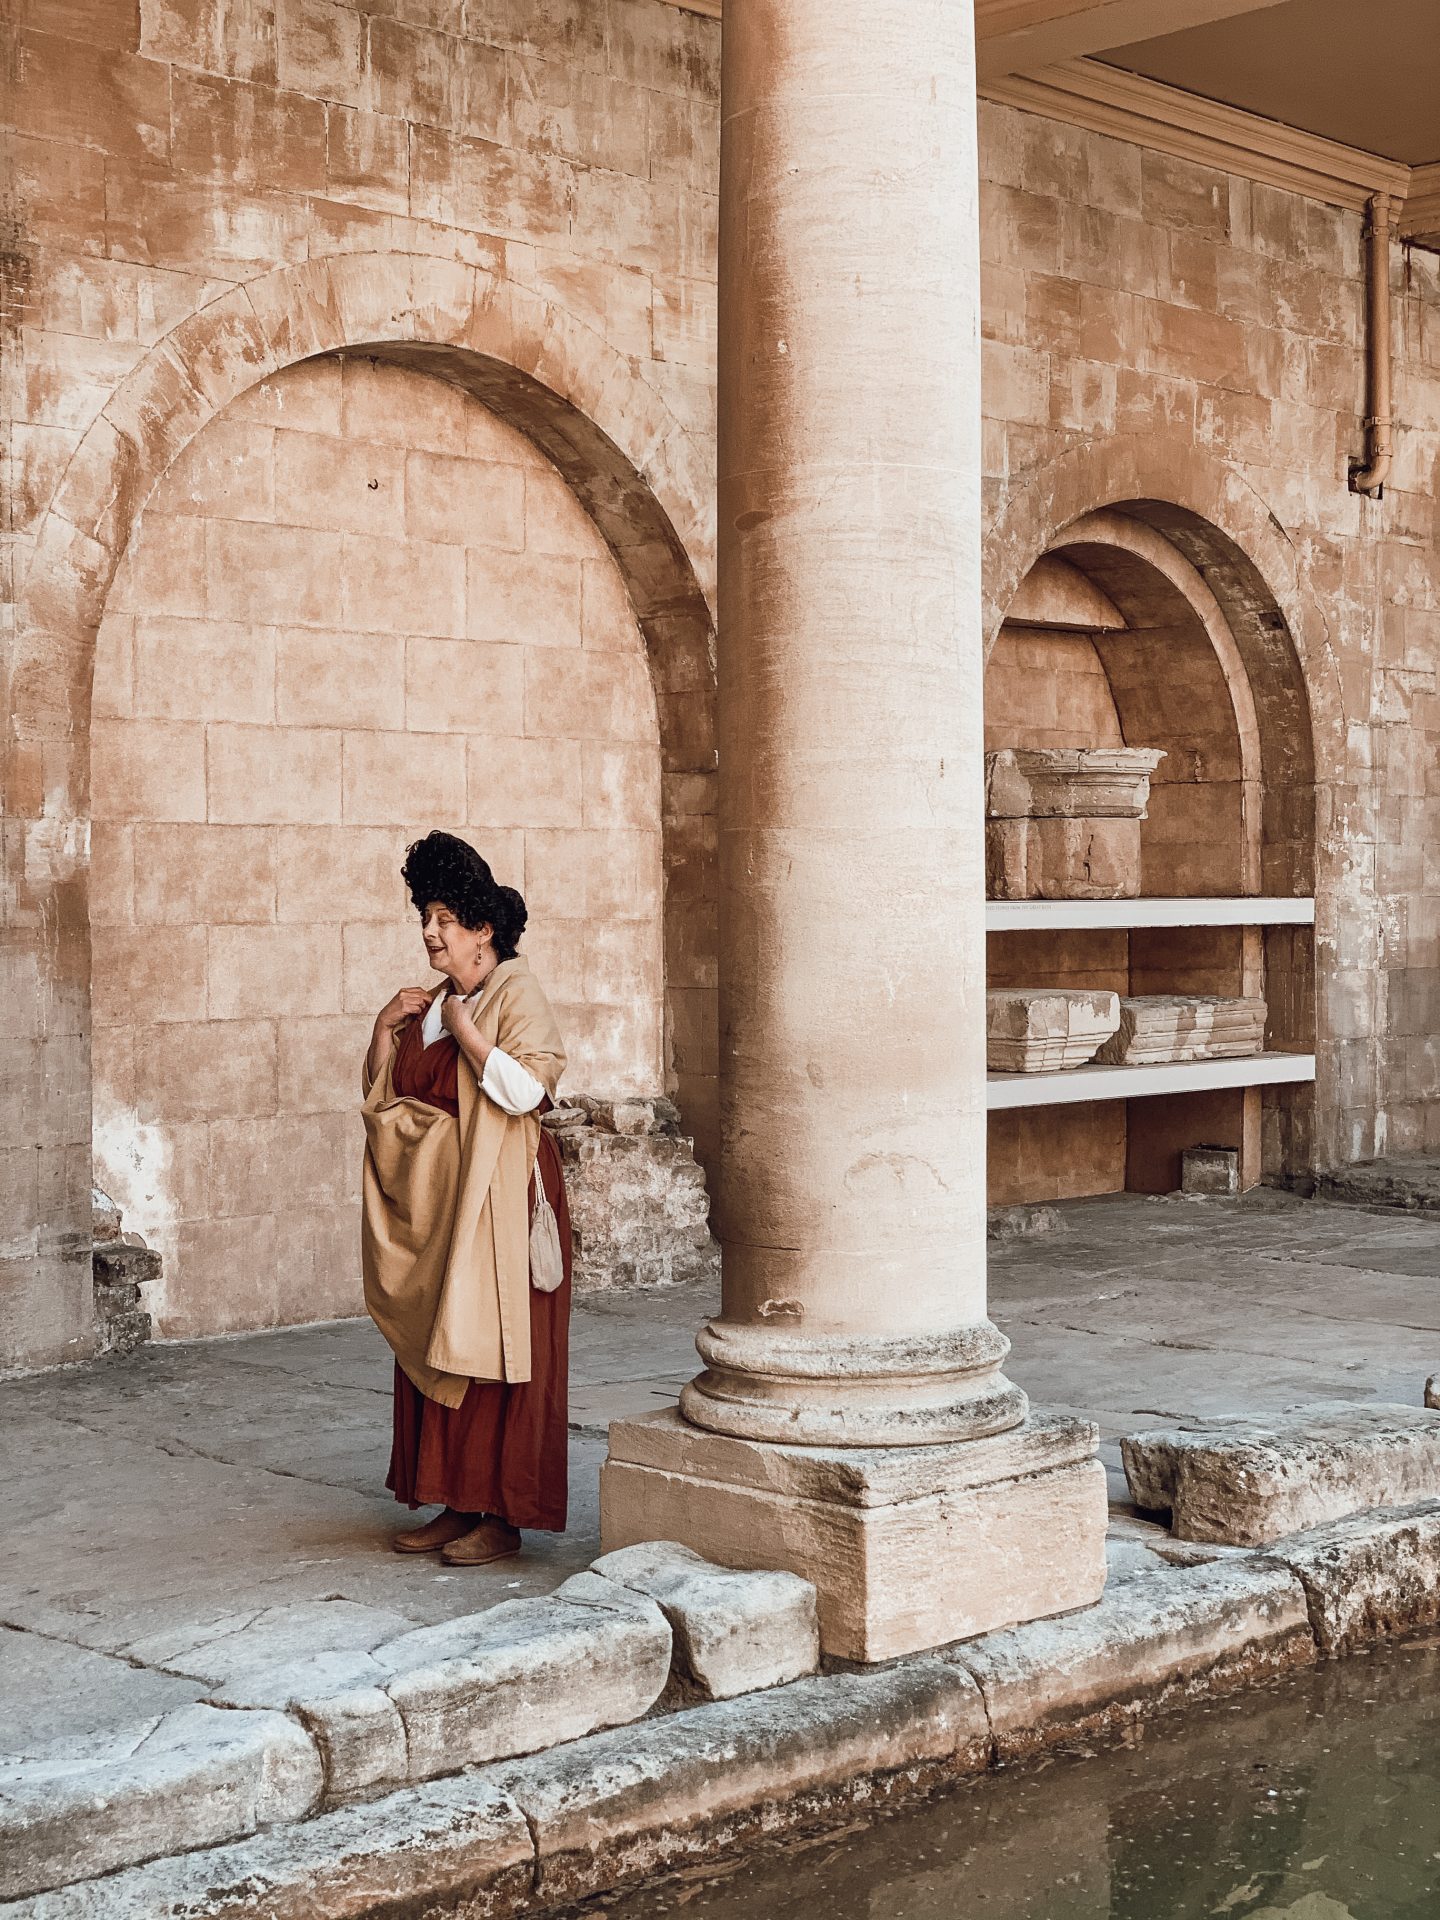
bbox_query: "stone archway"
[981,438,1356,1177]
[5,254,717,1367]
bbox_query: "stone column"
[600,0,1107,1661]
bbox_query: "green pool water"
[582,1634,1440,1920]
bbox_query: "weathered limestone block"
[984,748,1165,820]
[601,1411,1108,1663]
[1181,1146,1240,1194]
[1094,994,1268,1066]
[1122,1403,1440,1546]
[588,1542,820,1699]
[492,1661,991,1907]
[985,815,1141,900]
[0,1703,323,1901]
[948,1559,1314,1761]
[295,1687,409,1804]
[0,1775,536,1920]
[377,1595,673,1783]
[1264,1499,1440,1652]
[986,989,1121,1072]
[546,1096,720,1292]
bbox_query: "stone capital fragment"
[984,747,1165,821]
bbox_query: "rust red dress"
[385,1014,572,1531]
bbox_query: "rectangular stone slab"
[985,816,1141,900]
[1122,1404,1440,1547]
[986,989,1121,1072]
[1094,994,1267,1065]
[984,747,1165,820]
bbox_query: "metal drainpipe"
[1350,192,1395,496]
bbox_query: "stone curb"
[0,1598,674,1902]
[0,1555,805,1902]
[0,1705,323,1903]
[944,1558,1314,1761]
[1,1662,989,1920]
[1261,1496,1440,1653]
[9,1498,1440,1916]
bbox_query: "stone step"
[1121,1403,1440,1547]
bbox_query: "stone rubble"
[1122,1403,1440,1546]
[986,989,1121,1072]
[1093,994,1268,1066]
[544,1097,721,1293]
[89,1189,155,1358]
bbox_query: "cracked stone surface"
[2,1189,1437,1761]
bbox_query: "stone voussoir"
[1262,1497,1440,1654]
[0,1702,324,1903]
[945,1558,1315,1762]
[1122,1403,1440,1546]
[587,1541,821,1700]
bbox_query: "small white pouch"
[529,1173,565,1293]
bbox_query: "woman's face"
[421,901,491,980]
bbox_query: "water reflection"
[575,1636,1440,1920]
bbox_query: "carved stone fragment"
[986,989,1121,1072]
[1094,995,1267,1066]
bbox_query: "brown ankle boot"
[392,1508,479,1554]
[440,1518,522,1566]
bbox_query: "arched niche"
[984,504,1317,1208]
[6,253,719,1363]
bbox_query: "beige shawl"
[360,957,566,1408]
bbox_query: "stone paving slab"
[14,1492,1440,1918]
[2,1190,1438,1770]
[0,1626,205,1750]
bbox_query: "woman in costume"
[361,831,571,1567]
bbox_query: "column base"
[599,1408,1109,1663]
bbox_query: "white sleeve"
[481,1046,546,1117]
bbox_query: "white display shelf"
[986,1051,1317,1111]
[985,896,1315,932]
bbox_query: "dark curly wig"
[401,831,528,961]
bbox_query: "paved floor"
[3,1188,1437,1759]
